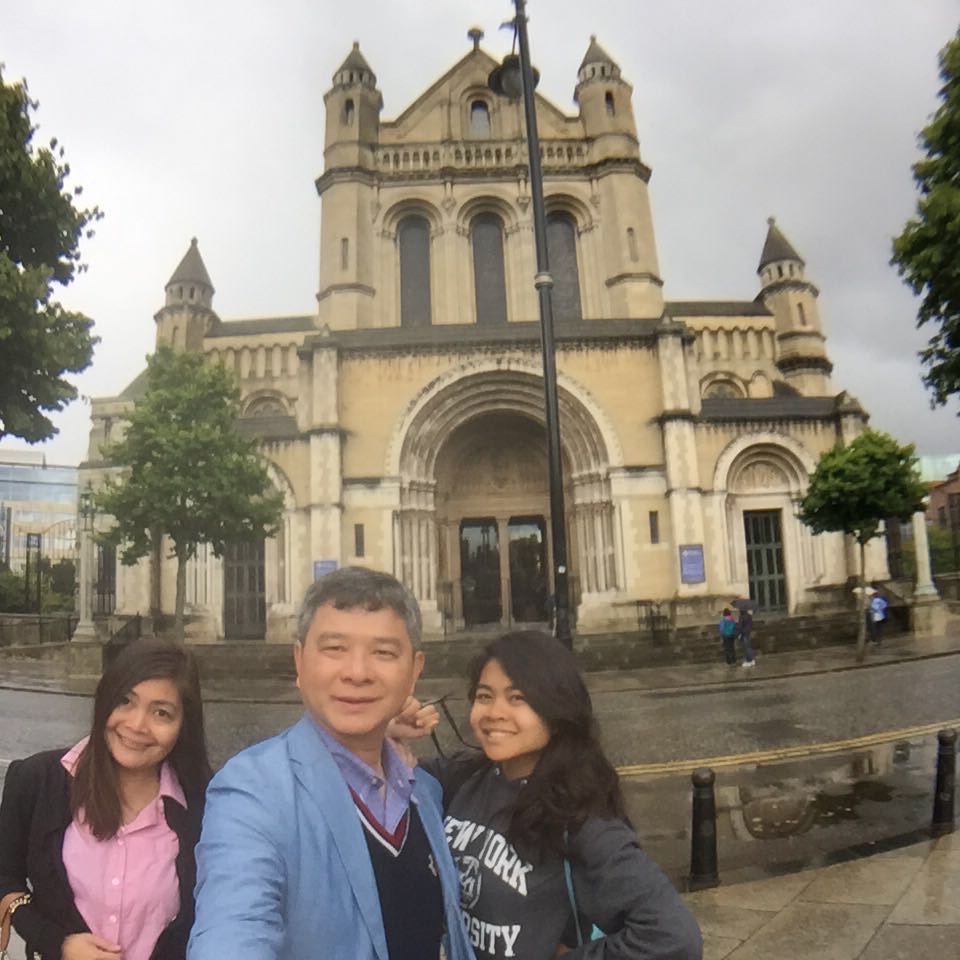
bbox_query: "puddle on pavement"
[623,736,944,886]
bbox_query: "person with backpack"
[719,608,738,665]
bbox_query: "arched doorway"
[715,436,822,614]
[435,413,560,628]
[390,365,623,632]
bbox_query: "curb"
[1,643,958,704]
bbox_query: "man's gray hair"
[295,566,423,650]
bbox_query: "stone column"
[911,510,947,636]
[593,505,607,591]
[69,504,102,677]
[912,511,938,598]
[73,525,97,643]
[498,517,511,627]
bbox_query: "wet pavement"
[1,625,958,958]
[684,832,960,959]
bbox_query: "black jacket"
[0,749,203,960]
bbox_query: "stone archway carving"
[387,362,623,620]
[712,432,821,608]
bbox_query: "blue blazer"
[187,715,474,960]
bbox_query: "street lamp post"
[488,0,572,648]
[73,487,98,643]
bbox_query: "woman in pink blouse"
[0,639,211,960]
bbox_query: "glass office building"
[0,452,78,571]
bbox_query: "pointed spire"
[163,237,214,311]
[577,35,621,85]
[579,35,618,72]
[167,237,213,290]
[758,217,804,271]
[333,41,376,86]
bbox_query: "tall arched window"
[343,99,355,126]
[605,91,615,116]
[546,212,582,322]
[398,215,432,327]
[471,213,508,326]
[470,100,491,138]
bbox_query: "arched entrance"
[435,413,560,628]
[714,435,822,614]
[389,365,623,631]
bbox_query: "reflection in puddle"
[625,735,943,884]
[740,779,895,839]
[724,738,933,842]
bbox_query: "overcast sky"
[1,0,958,469]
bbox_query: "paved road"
[2,654,958,776]
[590,654,960,768]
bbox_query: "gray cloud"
[1,0,957,465]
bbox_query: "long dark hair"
[467,630,627,861]
[70,638,212,839]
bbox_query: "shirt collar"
[61,737,187,808]
[309,715,415,832]
[311,716,415,786]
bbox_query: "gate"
[743,510,787,612]
[223,539,266,640]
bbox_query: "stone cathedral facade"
[81,35,889,643]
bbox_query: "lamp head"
[79,487,95,527]
[488,53,539,101]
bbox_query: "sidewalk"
[1,624,958,702]
[683,831,959,959]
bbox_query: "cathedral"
[80,34,891,643]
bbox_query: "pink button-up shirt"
[61,739,185,960]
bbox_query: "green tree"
[96,347,284,641]
[891,27,960,409]
[0,68,101,442]
[798,430,927,660]
[0,567,28,613]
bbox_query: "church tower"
[154,237,216,351]
[757,218,832,395]
[574,37,662,319]
[316,42,383,330]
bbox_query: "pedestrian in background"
[0,639,211,960]
[732,597,757,668]
[869,589,889,644]
[719,608,738,665]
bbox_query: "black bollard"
[932,728,956,836]
[689,767,719,890]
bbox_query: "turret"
[757,218,832,395]
[573,36,638,144]
[316,43,382,330]
[154,237,216,351]
[323,42,383,165]
[573,37,661,318]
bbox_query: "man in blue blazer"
[188,567,475,960]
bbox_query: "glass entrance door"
[460,519,501,626]
[743,510,787,612]
[508,516,548,623]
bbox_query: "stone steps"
[0,610,907,681]
[184,610,885,680]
